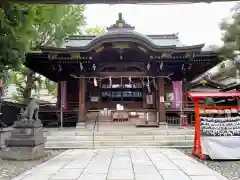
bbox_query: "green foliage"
[85,25,106,35]
[219,4,240,60]
[21,4,86,102]
[10,66,43,102]
[30,4,86,49]
[0,4,33,74]
[4,4,86,102]
[44,78,57,97]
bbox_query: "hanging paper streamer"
[61,81,67,110]
[172,81,183,108]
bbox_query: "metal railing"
[92,113,99,149]
[93,113,99,132]
[166,113,195,126]
[165,100,195,126]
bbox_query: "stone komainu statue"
[20,98,39,121]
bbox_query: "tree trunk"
[23,69,35,104]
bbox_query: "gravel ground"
[0,150,64,180]
[180,148,240,180]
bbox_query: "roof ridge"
[65,33,179,41]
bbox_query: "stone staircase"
[44,124,194,149]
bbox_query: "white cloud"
[84,2,235,46]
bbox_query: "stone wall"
[0,127,12,149]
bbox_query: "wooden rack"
[188,91,240,160]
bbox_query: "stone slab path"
[12,148,228,180]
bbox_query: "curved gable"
[76,31,175,51]
[41,13,204,53]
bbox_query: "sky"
[84,2,236,47]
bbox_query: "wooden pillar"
[182,82,188,107]
[57,83,61,108]
[143,89,147,109]
[157,77,167,124]
[98,79,102,109]
[237,97,240,108]
[236,69,240,109]
[78,77,86,122]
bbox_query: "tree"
[0,4,36,105]
[219,3,240,61]
[9,66,43,103]
[0,4,33,80]
[18,4,86,103]
[44,78,57,97]
[85,25,106,35]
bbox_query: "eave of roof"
[189,88,220,92]
[191,76,226,89]
[64,33,179,41]
[55,31,203,53]
[221,83,240,91]
[40,44,204,53]
[24,49,220,83]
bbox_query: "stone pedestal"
[0,127,12,149]
[0,120,46,160]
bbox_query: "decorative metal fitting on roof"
[107,12,135,31]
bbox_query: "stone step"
[43,127,194,149]
[45,145,193,149]
[46,135,194,141]
[44,130,194,136]
[45,140,193,148]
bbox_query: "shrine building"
[25,13,221,126]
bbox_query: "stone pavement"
[12,148,228,180]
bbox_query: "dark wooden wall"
[1,101,24,126]
[56,78,189,111]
